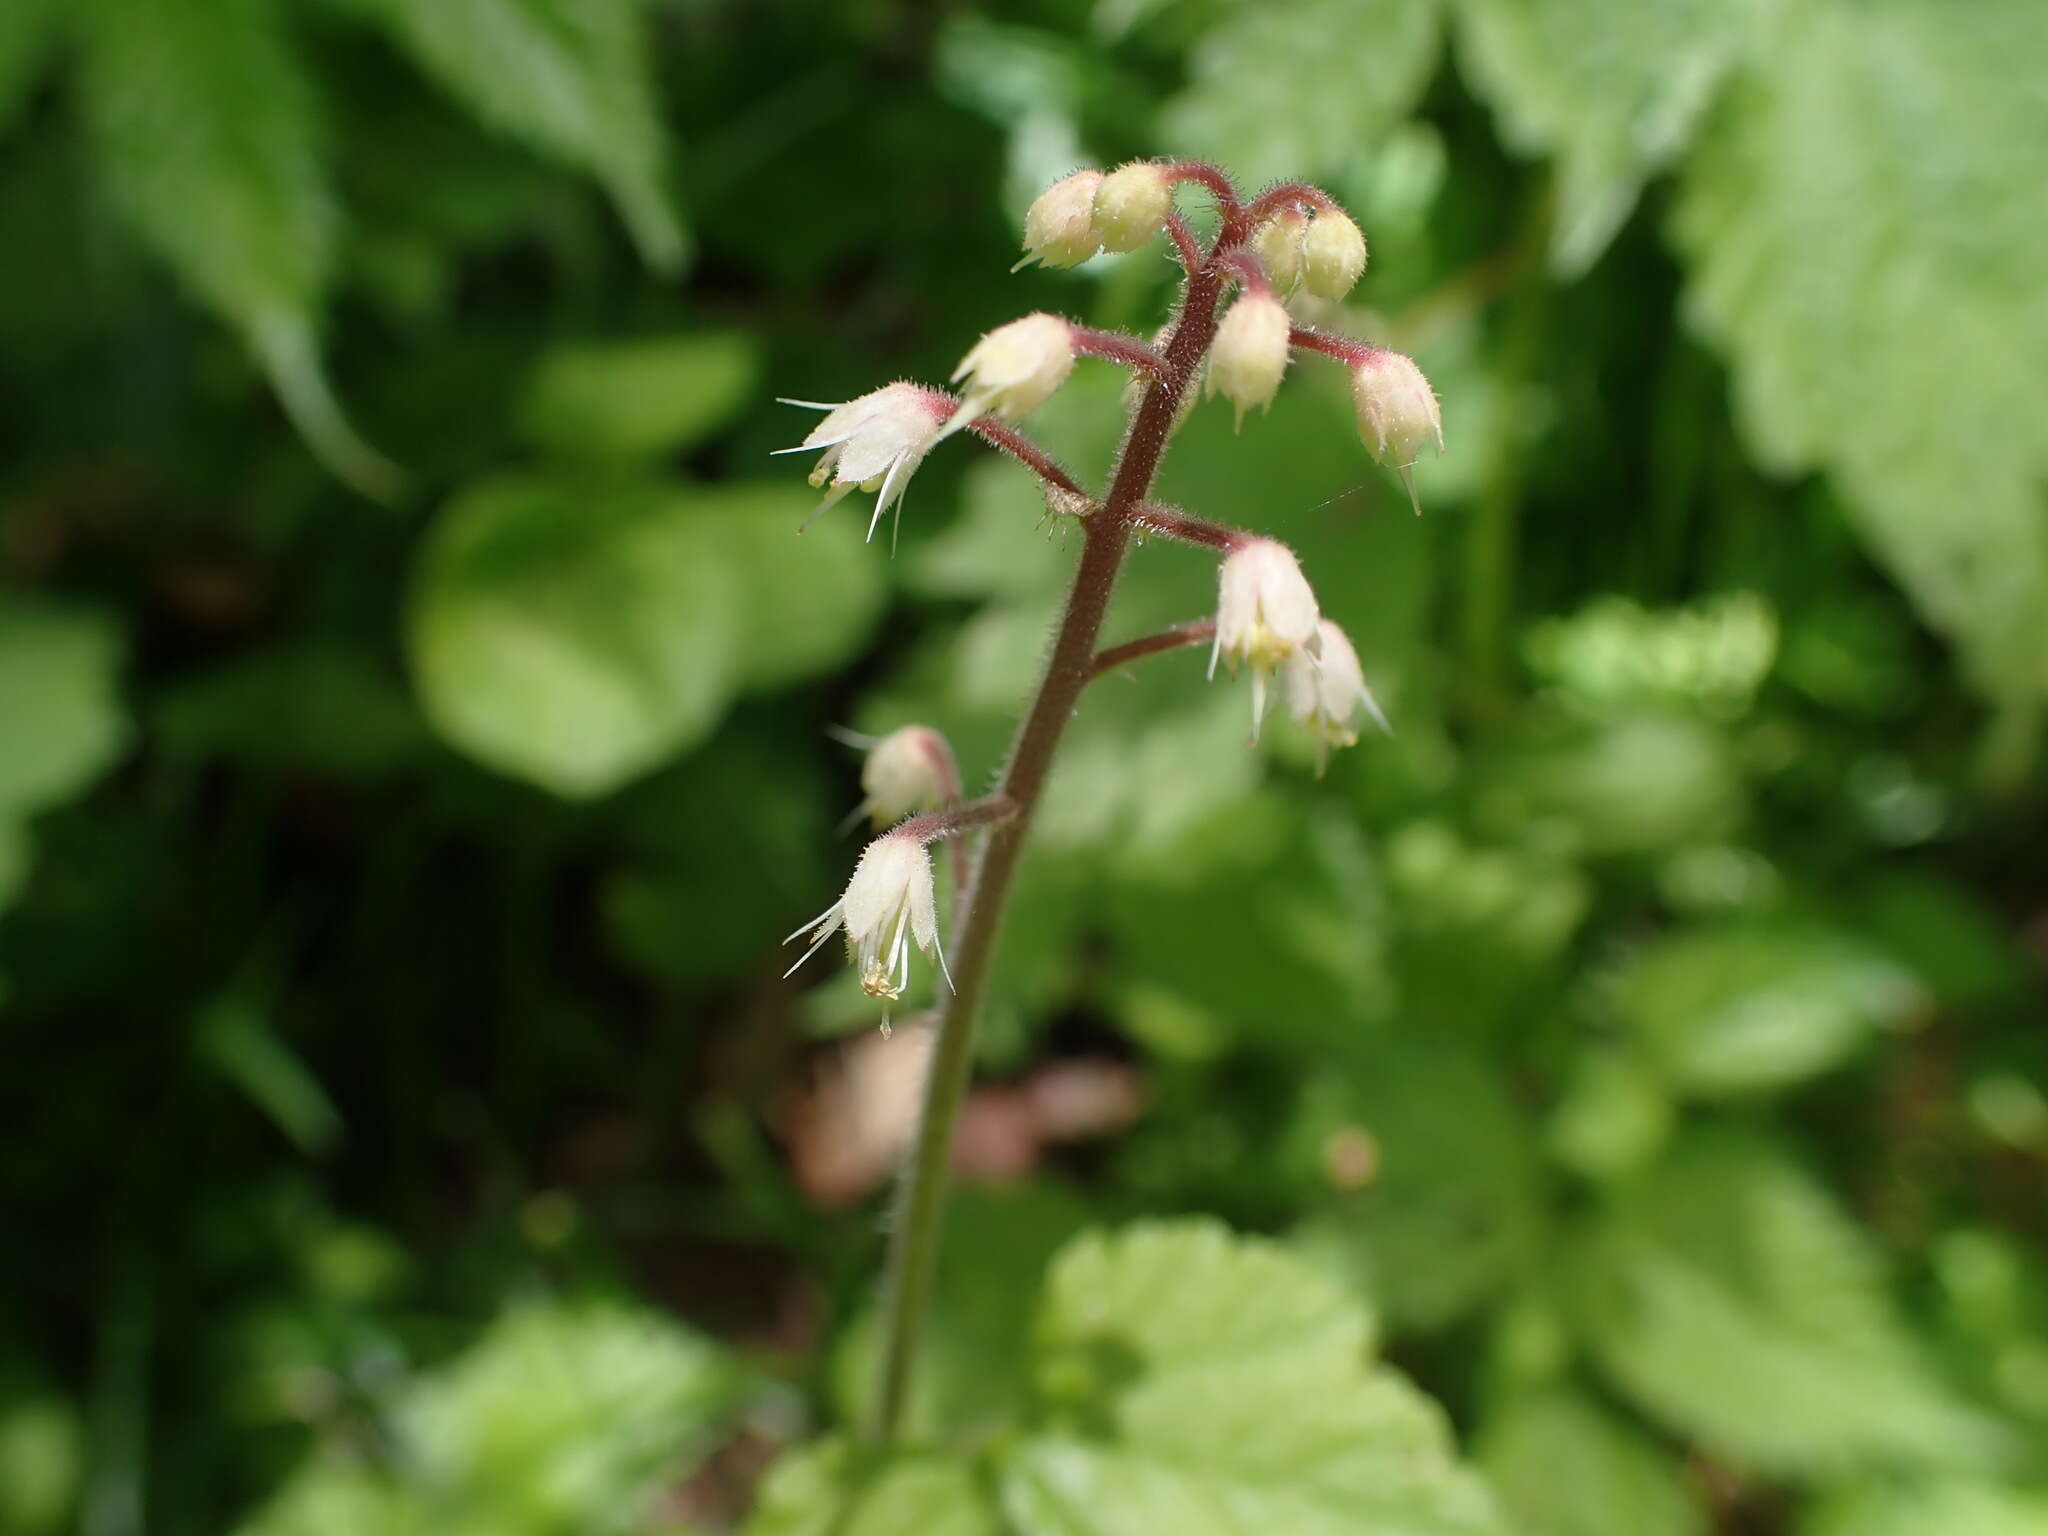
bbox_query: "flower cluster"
[779,161,1435,1020]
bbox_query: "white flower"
[1349,350,1442,509]
[1018,170,1104,270]
[1253,207,1309,292]
[1094,162,1174,253]
[1211,539,1321,735]
[1283,619,1390,772]
[1207,291,1291,428]
[943,314,1076,436]
[858,724,952,827]
[1303,209,1368,299]
[786,833,948,1011]
[778,383,950,542]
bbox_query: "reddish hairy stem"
[1090,620,1217,680]
[873,253,1236,1446]
[1132,502,1243,551]
[965,416,1084,497]
[1244,180,1343,224]
[913,734,971,918]
[894,795,1016,845]
[1216,249,1273,295]
[1164,212,1202,273]
[1289,324,1379,367]
[1071,326,1172,382]
[1165,160,1243,220]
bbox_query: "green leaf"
[1005,1219,1505,1536]
[747,1440,1004,1536]
[1161,0,1443,188]
[1478,1389,1708,1536]
[1803,1479,2048,1536]
[1614,920,1924,1096]
[1453,0,1753,272]
[78,0,396,497]
[0,1393,83,1536]
[346,0,683,269]
[153,643,427,778]
[1573,1131,2013,1476]
[408,475,742,797]
[521,332,760,463]
[239,1301,736,1536]
[0,603,127,817]
[1672,0,2048,723]
[197,999,344,1155]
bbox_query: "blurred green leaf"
[408,474,741,798]
[1574,1132,2013,1476]
[1803,1479,2048,1536]
[197,999,344,1156]
[1454,0,1752,272]
[1478,1388,1708,1536]
[1524,594,1777,721]
[344,0,683,269]
[0,603,127,817]
[1506,712,1744,856]
[748,1440,1003,1536]
[1614,920,1923,1096]
[1674,0,2048,722]
[0,1392,83,1536]
[1005,1219,1504,1536]
[1161,0,1443,188]
[521,333,760,463]
[78,0,395,496]
[240,1301,735,1536]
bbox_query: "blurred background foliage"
[3,0,2046,1532]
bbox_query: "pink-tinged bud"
[860,725,953,827]
[1349,350,1442,508]
[1206,290,1291,428]
[786,832,947,1014]
[944,314,1076,435]
[1283,619,1390,773]
[1018,170,1104,270]
[1303,209,1368,300]
[1253,207,1309,293]
[1211,538,1322,737]
[1093,162,1174,253]
[777,382,953,542]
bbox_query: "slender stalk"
[1090,620,1216,680]
[965,417,1084,497]
[1070,327,1172,382]
[869,248,1237,1445]
[1132,503,1241,551]
[1242,180,1342,223]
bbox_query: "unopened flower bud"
[1303,210,1368,300]
[1253,207,1309,293]
[1018,170,1104,270]
[779,382,951,541]
[1093,162,1174,253]
[786,832,948,1015]
[1283,619,1389,773]
[945,314,1076,435]
[1207,290,1291,428]
[1211,539,1321,735]
[860,725,953,827]
[1350,349,1442,508]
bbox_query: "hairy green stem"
[869,256,1234,1444]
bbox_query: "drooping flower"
[1211,539,1322,735]
[786,833,947,1013]
[1253,206,1309,293]
[1349,349,1442,509]
[778,383,951,542]
[1094,162,1175,253]
[856,724,954,828]
[1207,290,1291,428]
[944,314,1076,436]
[1018,170,1105,270]
[1283,619,1390,772]
[1303,209,1368,299]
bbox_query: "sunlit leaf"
[0,603,127,817]
[1479,1388,1708,1536]
[521,333,760,463]
[1574,1131,2014,1475]
[748,1440,1003,1536]
[1673,0,2048,728]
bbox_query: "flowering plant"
[777,161,1441,1443]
